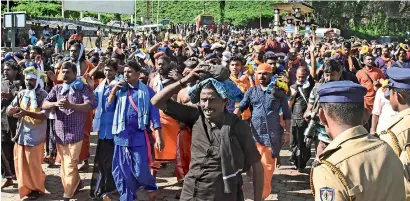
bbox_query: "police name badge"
[320,187,335,201]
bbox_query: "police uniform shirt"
[312,126,405,201]
[311,81,406,201]
[379,67,410,199]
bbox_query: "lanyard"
[127,88,153,164]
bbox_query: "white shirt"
[35,40,44,47]
[372,88,398,132]
[29,29,35,39]
[42,30,50,39]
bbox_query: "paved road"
[1,133,314,201]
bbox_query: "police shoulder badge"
[320,187,335,201]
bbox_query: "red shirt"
[356,67,385,111]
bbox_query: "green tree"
[220,0,226,24]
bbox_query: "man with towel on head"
[151,65,264,201]
[6,64,48,200]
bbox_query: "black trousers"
[45,119,57,157]
[1,130,15,178]
[90,139,116,199]
[290,122,311,169]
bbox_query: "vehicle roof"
[135,24,163,28]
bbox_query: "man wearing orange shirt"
[227,56,254,121]
[356,54,385,128]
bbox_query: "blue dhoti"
[112,144,157,201]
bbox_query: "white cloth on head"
[76,43,85,76]
[21,71,41,110]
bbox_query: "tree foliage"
[311,1,410,37]
[2,0,409,38]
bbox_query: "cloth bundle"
[196,63,230,81]
[188,78,243,104]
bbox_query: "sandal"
[43,156,55,165]
[27,191,41,200]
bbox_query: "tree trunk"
[220,0,225,24]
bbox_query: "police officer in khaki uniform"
[379,67,410,200]
[311,81,405,201]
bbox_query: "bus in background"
[195,14,215,32]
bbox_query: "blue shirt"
[30,36,38,46]
[94,84,115,140]
[51,34,63,49]
[392,61,410,68]
[106,84,161,147]
[237,86,291,153]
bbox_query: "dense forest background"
[2,0,410,39]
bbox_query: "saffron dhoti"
[14,143,46,198]
[151,111,179,171]
[175,126,192,182]
[56,140,83,198]
[256,143,277,199]
[79,112,92,161]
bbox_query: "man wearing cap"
[235,63,291,199]
[6,65,48,200]
[129,42,137,54]
[311,80,405,201]
[378,67,410,199]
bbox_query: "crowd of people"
[1,24,410,201]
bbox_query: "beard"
[26,83,36,90]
